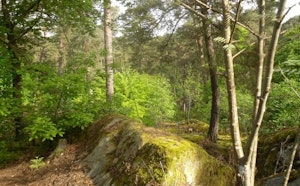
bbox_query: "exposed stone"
[257,127,300,185]
[83,114,236,186]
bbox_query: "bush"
[112,70,176,125]
[264,80,300,130]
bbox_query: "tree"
[178,0,287,184]
[221,0,287,185]
[201,0,220,143]
[0,0,98,140]
[0,0,44,139]
[104,0,114,102]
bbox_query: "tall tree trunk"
[248,0,265,184]
[244,1,286,185]
[194,23,208,85]
[222,0,244,159]
[2,0,23,139]
[11,50,23,140]
[58,33,65,76]
[104,0,114,102]
[202,0,220,143]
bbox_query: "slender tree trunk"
[222,0,244,159]
[104,0,114,102]
[196,35,208,85]
[243,0,286,185]
[247,1,266,185]
[195,25,208,85]
[58,33,65,76]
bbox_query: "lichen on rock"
[83,114,236,186]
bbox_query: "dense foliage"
[0,0,300,171]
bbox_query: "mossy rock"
[257,127,298,178]
[83,114,236,186]
[159,119,209,135]
[256,170,300,186]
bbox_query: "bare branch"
[178,0,259,37]
[280,4,296,24]
[230,0,243,42]
[195,0,223,14]
[233,41,256,59]
[235,21,259,37]
[177,1,222,30]
[179,1,208,20]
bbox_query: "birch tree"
[222,0,287,185]
[104,0,114,102]
[178,0,288,185]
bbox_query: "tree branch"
[15,0,42,22]
[229,0,243,42]
[233,41,256,59]
[179,1,208,20]
[280,4,295,24]
[178,1,221,30]
[178,0,259,37]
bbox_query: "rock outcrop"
[257,127,300,186]
[83,114,236,186]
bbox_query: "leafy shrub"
[264,81,300,130]
[112,70,176,125]
[22,57,99,142]
[0,141,22,168]
[29,156,45,169]
[25,116,64,142]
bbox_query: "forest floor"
[0,121,233,186]
[0,143,94,186]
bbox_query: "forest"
[1,0,300,185]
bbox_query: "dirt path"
[0,144,94,186]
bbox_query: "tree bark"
[104,0,114,102]
[201,0,220,143]
[247,1,265,184]
[2,0,23,139]
[244,0,286,185]
[58,33,65,76]
[222,0,244,159]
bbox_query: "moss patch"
[84,114,236,186]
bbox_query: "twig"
[274,135,290,174]
[159,161,166,181]
[141,158,156,182]
[279,67,300,99]
[230,0,243,43]
[233,41,256,59]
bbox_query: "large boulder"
[257,127,300,185]
[83,114,236,186]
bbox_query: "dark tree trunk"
[201,0,220,143]
[9,41,23,140]
[12,58,23,140]
[207,67,220,142]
